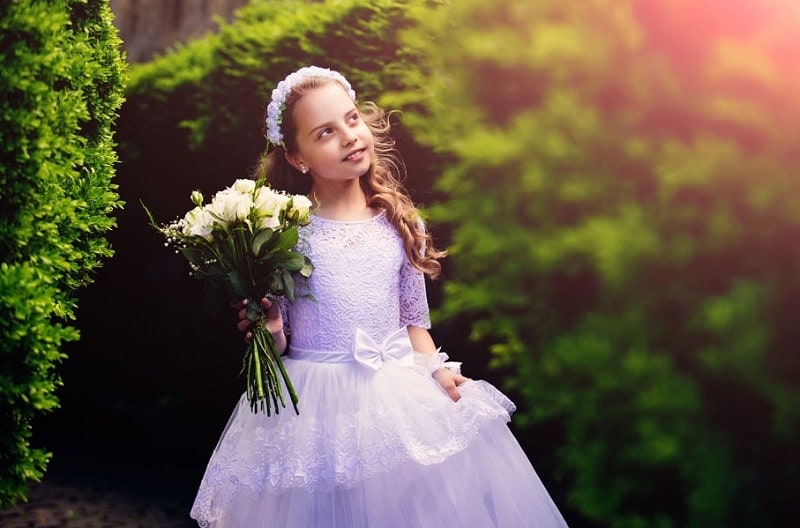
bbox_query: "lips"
[342,148,366,162]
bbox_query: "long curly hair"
[251,75,445,278]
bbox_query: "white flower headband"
[266,65,356,148]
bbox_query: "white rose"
[253,186,280,217]
[206,190,231,227]
[274,192,291,215]
[289,194,312,222]
[232,178,256,195]
[256,214,281,231]
[209,188,253,223]
[227,192,253,222]
[182,206,214,241]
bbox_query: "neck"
[310,179,372,221]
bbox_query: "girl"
[190,66,569,527]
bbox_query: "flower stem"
[243,321,300,416]
[251,336,266,401]
[273,339,300,414]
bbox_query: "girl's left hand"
[432,368,470,402]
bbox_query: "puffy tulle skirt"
[190,353,568,527]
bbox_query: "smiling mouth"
[343,148,366,162]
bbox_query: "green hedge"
[0,0,125,506]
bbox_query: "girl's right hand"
[236,297,283,342]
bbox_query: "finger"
[261,297,271,309]
[237,319,251,332]
[454,374,470,385]
[244,331,252,343]
[447,384,461,402]
[238,308,247,321]
[264,299,283,321]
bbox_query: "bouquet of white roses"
[144,178,313,415]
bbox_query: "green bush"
[389,0,800,526]
[0,0,125,506]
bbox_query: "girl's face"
[287,82,374,188]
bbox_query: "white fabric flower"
[265,66,356,148]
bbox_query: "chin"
[358,161,374,179]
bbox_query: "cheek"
[360,126,376,149]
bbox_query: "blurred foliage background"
[388,1,800,526]
[9,0,800,526]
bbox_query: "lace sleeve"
[399,255,431,329]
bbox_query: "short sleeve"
[399,218,432,328]
[399,256,431,328]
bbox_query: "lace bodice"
[286,210,430,353]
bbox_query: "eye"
[348,112,360,123]
[317,127,333,139]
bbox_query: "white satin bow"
[353,327,415,370]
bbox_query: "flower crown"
[266,66,357,148]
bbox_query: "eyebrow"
[307,106,358,138]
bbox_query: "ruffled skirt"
[190,353,568,527]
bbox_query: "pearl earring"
[300,165,308,174]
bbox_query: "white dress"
[190,211,569,527]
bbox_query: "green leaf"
[252,228,274,257]
[179,247,205,265]
[140,200,159,229]
[282,252,306,273]
[299,258,313,278]
[268,272,282,294]
[227,270,247,298]
[277,228,299,250]
[282,269,295,302]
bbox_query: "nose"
[342,131,357,147]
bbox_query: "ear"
[285,151,304,172]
